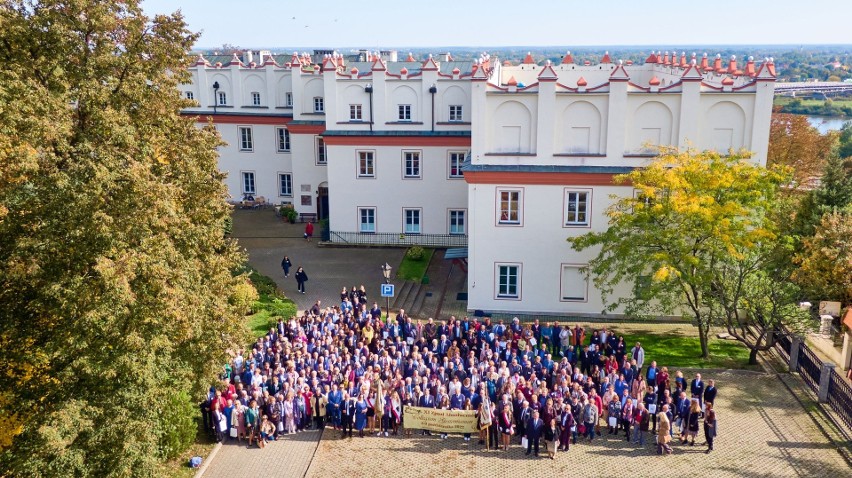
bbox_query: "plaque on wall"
[301,195,312,206]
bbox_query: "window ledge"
[436,121,471,125]
[304,112,326,116]
[553,153,606,157]
[385,121,424,125]
[241,106,269,109]
[337,121,372,125]
[484,152,536,157]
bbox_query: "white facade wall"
[468,183,635,315]
[326,144,468,235]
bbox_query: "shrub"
[157,390,197,460]
[229,281,259,314]
[406,245,425,261]
[248,270,279,297]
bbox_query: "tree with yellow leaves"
[568,148,791,359]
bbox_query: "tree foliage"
[767,113,837,189]
[0,1,249,475]
[793,211,852,306]
[568,148,789,359]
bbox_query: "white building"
[182,49,776,317]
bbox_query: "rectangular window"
[241,171,256,194]
[185,91,194,100]
[358,151,374,178]
[496,264,520,299]
[217,91,227,106]
[497,189,521,224]
[316,137,326,164]
[560,265,587,301]
[314,97,324,113]
[359,208,376,233]
[238,126,253,151]
[635,275,652,300]
[564,190,590,226]
[398,104,411,121]
[350,104,363,121]
[404,209,421,234]
[403,151,420,179]
[251,91,261,106]
[448,152,465,178]
[449,210,466,235]
[449,105,463,122]
[278,173,292,196]
[276,127,290,152]
[285,92,293,107]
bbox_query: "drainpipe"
[429,84,437,132]
[365,83,373,132]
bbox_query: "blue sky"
[142,0,852,49]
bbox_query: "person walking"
[304,221,314,242]
[656,404,673,455]
[704,401,717,453]
[295,266,308,294]
[281,256,292,277]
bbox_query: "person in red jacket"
[304,221,314,242]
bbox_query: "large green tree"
[568,149,788,359]
[0,1,248,475]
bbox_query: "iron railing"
[797,342,821,394]
[776,332,791,361]
[328,231,468,247]
[827,369,852,432]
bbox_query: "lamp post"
[381,262,392,320]
[212,81,220,114]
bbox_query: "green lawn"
[396,248,435,282]
[610,328,756,370]
[247,294,297,338]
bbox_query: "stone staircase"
[390,280,427,318]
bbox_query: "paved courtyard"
[201,370,850,478]
[230,208,405,312]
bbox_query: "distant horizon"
[141,0,852,49]
[196,44,852,50]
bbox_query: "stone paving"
[230,209,405,312]
[201,371,850,478]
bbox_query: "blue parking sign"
[380,283,395,298]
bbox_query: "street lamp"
[381,262,392,321]
[212,81,220,114]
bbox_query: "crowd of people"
[203,286,719,457]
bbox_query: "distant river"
[806,116,848,134]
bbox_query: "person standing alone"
[304,221,314,242]
[281,256,292,278]
[295,266,308,294]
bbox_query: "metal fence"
[328,231,468,248]
[776,332,791,361]
[797,342,822,394]
[827,369,852,432]
[776,329,852,435]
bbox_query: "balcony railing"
[328,231,467,247]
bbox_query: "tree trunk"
[697,319,710,359]
[748,348,760,365]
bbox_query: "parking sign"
[380,283,395,297]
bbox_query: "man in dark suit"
[419,392,436,435]
[525,410,544,456]
[703,379,717,407]
[690,373,705,404]
[341,394,355,438]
